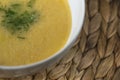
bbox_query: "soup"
[0,0,71,66]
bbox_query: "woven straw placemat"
[1,0,120,80]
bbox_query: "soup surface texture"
[0,0,71,66]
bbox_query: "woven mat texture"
[1,0,120,80]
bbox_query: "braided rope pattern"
[1,0,120,80]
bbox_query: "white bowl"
[0,0,85,78]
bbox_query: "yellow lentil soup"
[0,0,71,66]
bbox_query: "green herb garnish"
[2,8,39,34]
[28,0,36,7]
[17,36,26,39]
[0,0,39,39]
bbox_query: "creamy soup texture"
[0,0,71,66]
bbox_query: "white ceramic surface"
[0,0,85,78]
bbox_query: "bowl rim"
[0,0,85,70]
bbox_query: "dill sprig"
[28,0,36,8]
[0,1,39,39]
